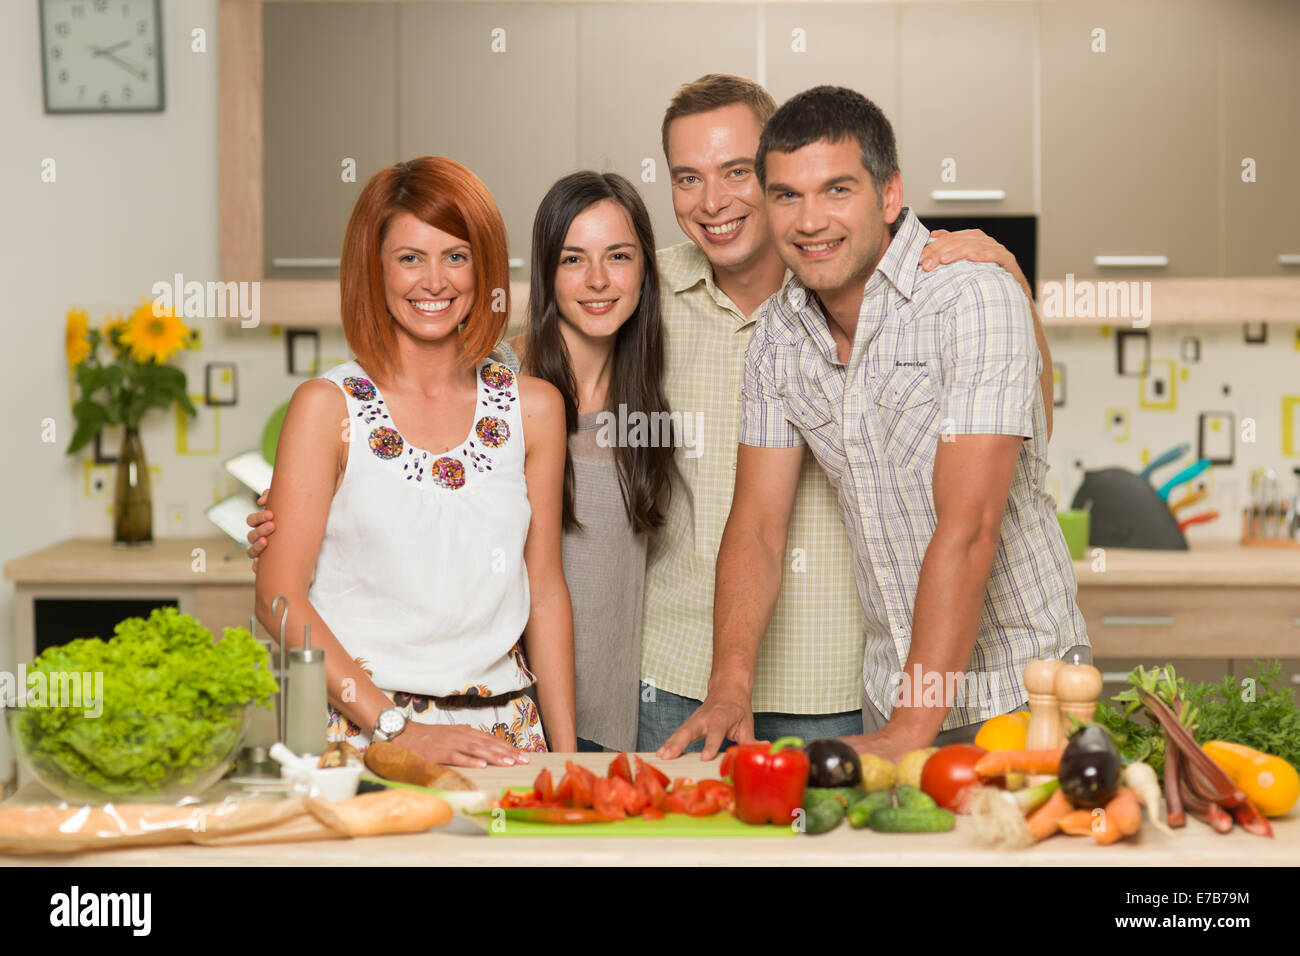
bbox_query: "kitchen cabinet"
[763,3,900,138]
[1039,0,1222,281]
[898,1,1036,216]
[575,2,759,256]
[397,2,580,278]
[1222,0,1300,277]
[262,1,400,281]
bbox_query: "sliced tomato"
[500,807,614,824]
[637,768,669,811]
[671,777,696,791]
[641,806,666,822]
[592,777,627,820]
[696,779,734,813]
[634,755,671,789]
[664,792,692,815]
[555,773,574,805]
[610,775,648,815]
[566,761,597,809]
[533,768,555,803]
[608,752,634,784]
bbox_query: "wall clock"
[40,0,164,113]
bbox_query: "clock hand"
[100,51,148,81]
[87,39,131,56]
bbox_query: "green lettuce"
[15,607,279,795]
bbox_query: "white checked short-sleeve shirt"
[738,207,1088,730]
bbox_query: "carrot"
[1106,787,1143,838]
[974,749,1062,778]
[1058,809,1096,836]
[1025,788,1072,842]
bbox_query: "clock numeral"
[144,43,153,58]
[72,4,85,19]
[122,3,130,16]
[94,0,108,13]
[77,85,87,100]
[99,91,110,107]
[122,84,133,100]
[54,22,70,36]
[138,19,148,36]
[58,69,69,84]
[50,46,62,60]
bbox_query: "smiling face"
[763,137,903,309]
[553,198,644,343]
[666,102,770,272]
[379,211,476,344]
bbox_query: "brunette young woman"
[254,156,577,768]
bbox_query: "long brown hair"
[525,172,676,536]
[340,156,510,380]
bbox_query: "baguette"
[305,788,453,837]
[364,740,476,791]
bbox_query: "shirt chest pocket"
[782,391,846,484]
[873,368,941,473]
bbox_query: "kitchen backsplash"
[1044,322,1300,539]
[55,319,1300,546]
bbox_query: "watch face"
[377,708,406,736]
[41,0,164,113]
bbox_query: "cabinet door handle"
[1094,255,1169,268]
[271,257,340,268]
[508,258,525,269]
[1278,254,1300,266]
[1101,672,1132,682]
[1101,615,1176,627]
[930,189,1006,202]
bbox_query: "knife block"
[1071,468,1188,551]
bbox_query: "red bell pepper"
[730,736,809,826]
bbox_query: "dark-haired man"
[699,86,1088,763]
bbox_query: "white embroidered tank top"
[308,356,535,697]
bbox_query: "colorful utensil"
[1156,459,1212,500]
[1140,443,1190,482]
[1178,510,1220,532]
[1169,488,1208,513]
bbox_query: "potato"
[859,753,898,792]
[897,747,940,791]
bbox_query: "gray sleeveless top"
[494,342,645,750]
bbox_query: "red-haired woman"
[255,157,577,767]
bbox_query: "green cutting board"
[483,788,795,838]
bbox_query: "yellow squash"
[1202,740,1299,818]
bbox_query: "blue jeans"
[636,683,863,753]
[576,737,606,753]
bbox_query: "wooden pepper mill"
[1055,653,1103,741]
[1023,658,1063,786]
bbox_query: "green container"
[1057,509,1090,560]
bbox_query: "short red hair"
[340,157,510,379]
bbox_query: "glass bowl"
[4,701,254,804]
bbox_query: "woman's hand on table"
[246,489,273,572]
[399,722,530,769]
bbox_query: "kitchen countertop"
[2,753,1295,867]
[1072,541,1300,587]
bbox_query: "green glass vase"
[113,427,153,547]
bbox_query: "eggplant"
[804,738,862,788]
[1059,724,1121,809]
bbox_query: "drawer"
[1076,587,1300,658]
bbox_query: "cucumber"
[894,785,937,812]
[847,790,894,829]
[867,806,956,833]
[802,788,847,835]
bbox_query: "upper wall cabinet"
[398,3,580,276]
[763,3,900,130]
[899,1,1036,216]
[262,2,399,281]
[1040,0,1222,281]
[1223,0,1300,277]
[575,3,759,256]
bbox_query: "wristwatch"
[371,706,409,742]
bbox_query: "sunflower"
[65,308,91,368]
[103,312,129,348]
[120,299,189,363]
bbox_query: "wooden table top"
[2,752,1296,867]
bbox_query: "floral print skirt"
[327,687,548,753]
